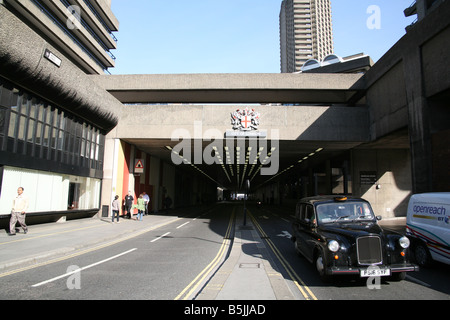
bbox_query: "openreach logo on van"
[412,203,449,224]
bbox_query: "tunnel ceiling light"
[257,147,325,189]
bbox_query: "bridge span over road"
[93,72,408,218]
[93,73,370,164]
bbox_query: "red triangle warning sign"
[135,160,143,168]
[134,159,144,173]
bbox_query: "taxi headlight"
[399,236,410,249]
[328,240,340,252]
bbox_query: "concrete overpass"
[92,73,364,104]
[92,73,370,191]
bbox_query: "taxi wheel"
[315,250,331,282]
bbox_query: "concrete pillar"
[403,46,433,193]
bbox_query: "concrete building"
[0,0,121,227]
[280,0,334,73]
[404,0,446,29]
[1,0,449,228]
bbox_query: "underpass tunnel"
[104,123,413,220]
[103,136,356,212]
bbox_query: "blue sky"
[110,0,416,74]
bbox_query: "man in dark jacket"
[124,191,134,219]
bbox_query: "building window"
[0,166,101,213]
[0,77,105,176]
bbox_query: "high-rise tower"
[280,0,334,73]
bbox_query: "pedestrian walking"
[143,191,150,215]
[135,194,145,221]
[124,191,133,219]
[111,195,120,223]
[9,187,29,236]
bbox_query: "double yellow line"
[248,211,318,301]
[174,208,235,300]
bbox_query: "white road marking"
[177,222,190,229]
[150,232,171,243]
[277,231,292,238]
[32,248,137,287]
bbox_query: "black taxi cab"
[291,196,419,282]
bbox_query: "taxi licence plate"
[360,268,391,277]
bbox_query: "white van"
[406,193,450,266]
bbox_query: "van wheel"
[414,242,432,267]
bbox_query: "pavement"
[0,206,407,300]
[196,211,296,300]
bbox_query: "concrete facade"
[92,73,364,104]
[0,1,121,227]
[359,0,450,193]
[2,0,118,74]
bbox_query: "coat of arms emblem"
[231,107,260,131]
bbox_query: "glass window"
[305,205,315,223]
[38,103,45,121]
[1,77,106,173]
[43,124,50,147]
[0,107,6,136]
[29,99,38,119]
[0,166,101,212]
[90,140,95,160]
[10,89,19,112]
[20,95,29,116]
[8,112,17,138]
[316,201,375,224]
[57,129,64,150]
[94,131,100,160]
[27,119,36,143]
[51,126,57,149]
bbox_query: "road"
[0,204,234,300]
[0,203,448,300]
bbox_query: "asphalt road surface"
[0,203,448,300]
[0,204,234,300]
